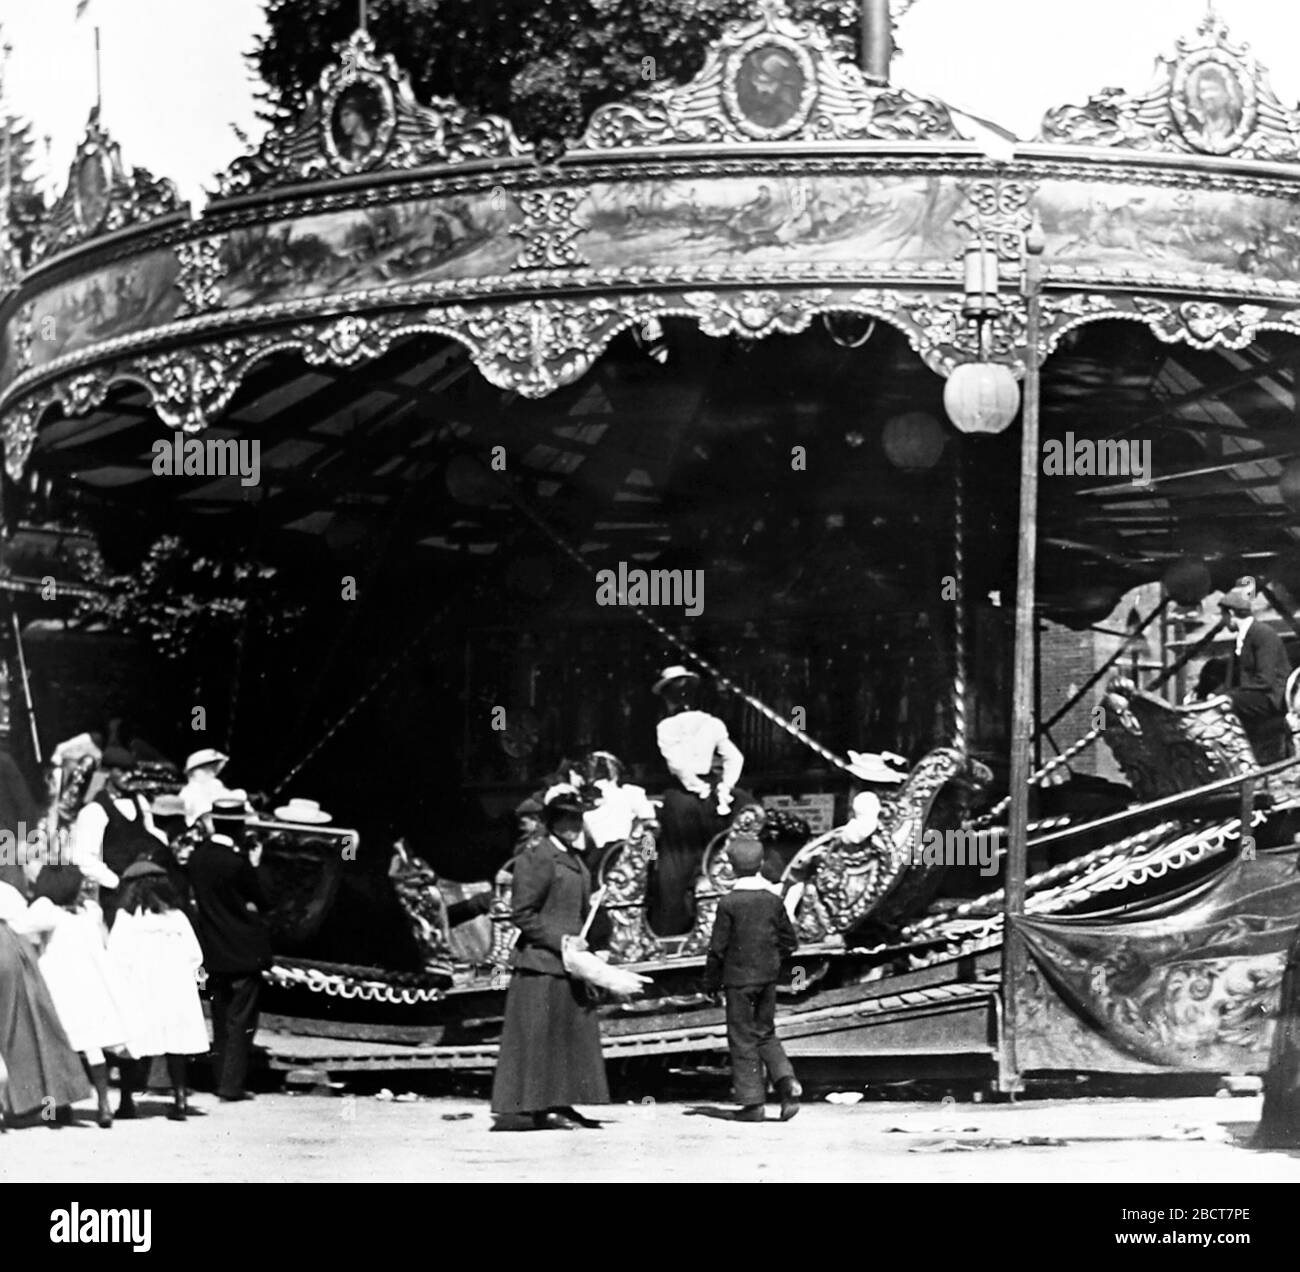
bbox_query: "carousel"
[4,1,1300,1090]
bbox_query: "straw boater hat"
[847,750,908,784]
[210,795,252,823]
[652,665,702,696]
[150,793,187,819]
[272,797,332,826]
[184,748,229,774]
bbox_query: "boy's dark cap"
[727,835,763,875]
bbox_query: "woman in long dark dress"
[1254,922,1300,1148]
[651,667,755,936]
[0,879,92,1126]
[490,788,609,1130]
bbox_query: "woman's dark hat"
[33,863,84,906]
[101,745,135,771]
[120,860,167,881]
[541,784,586,824]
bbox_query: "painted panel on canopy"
[581,173,968,267]
[218,192,517,309]
[1038,178,1300,283]
[26,249,183,371]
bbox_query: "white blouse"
[656,710,744,796]
[583,781,657,848]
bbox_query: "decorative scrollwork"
[214,29,525,198]
[29,109,186,265]
[685,287,832,339]
[954,179,1035,261]
[1039,12,1300,162]
[1134,297,1270,350]
[601,824,662,965]
[176,238,225,317]
[436,294,664,398]
[791,748,969,943]
[579,0,959,150]
[510,189,588,271]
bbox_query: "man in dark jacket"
[1221,588,1293,763]
[186,798,271,1102]
[703,835,800,1122]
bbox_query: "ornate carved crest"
[1039,11,1300,161]
[215,29,525,197]
[580,0,960,149]
[29,110,186,264]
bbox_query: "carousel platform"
[257,973,1001,1077]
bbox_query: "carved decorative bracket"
[579,0,961,150]
[1040,11,1300,161]
[215,29,525,198]
[29,110,186,266]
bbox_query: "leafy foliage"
[252,0,863,143]
[3,114,47,268]
[72,534,303,664]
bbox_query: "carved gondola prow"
[785,747,985,943]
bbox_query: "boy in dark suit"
[703,835,800,1122]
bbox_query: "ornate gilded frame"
[6,5,1300,483]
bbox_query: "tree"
[252,0,863,145]
[4,115,48,269]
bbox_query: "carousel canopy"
[3,3,1300,618]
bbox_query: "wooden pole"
[10,612,40,764]
[1000,213,1045,1095]
[861,0,893,85]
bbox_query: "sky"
[1,0,1299,208]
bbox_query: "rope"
[952,451,967,754]
[478,457,864,778]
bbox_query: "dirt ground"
[4,1090,1300,1183]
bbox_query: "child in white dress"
[24,864,129,1128]
[107,861,209,1121]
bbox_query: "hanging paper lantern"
[1280,460,1300,512]
[444,454,498,506]
[1162,557,1211,606]
[882,412,947,471]
[943,362,1020,435]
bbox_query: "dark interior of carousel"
[5,313,1300,966]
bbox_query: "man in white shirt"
[68,747,167,922]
